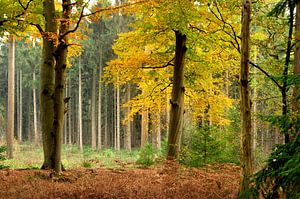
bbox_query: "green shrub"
[0,146,9,169]
[252,136,300,198]
[0,146,6,161]
[179,124,240,167]
[136,144,157,167]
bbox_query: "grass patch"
[3,144,141,170]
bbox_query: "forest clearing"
[0,0,300,198]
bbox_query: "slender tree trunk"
[116,86,120,150]
[167,31,187,160]
[97,50,103,150]
[33,70,38,145]
[104,86,108,148]
[124,84,131,151]
[41,0,57,169]
[18,69,23,143]
[68,76,72,145]
[141,108,148,147]
[282,0,295,144]
[6,35,15,159]
[239,0,253,194]
[78,59,83,151]
[253,47,258,151]
[91,68,97,150]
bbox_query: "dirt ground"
[0,162,240,199]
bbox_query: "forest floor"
[0,162,240,199]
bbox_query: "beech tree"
[239,0,253,194]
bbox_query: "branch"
[189,24,207,34]
[208,2,241,53]
[59,4,85,39]
[29,23,44,34]
[249,61,283,89]
[83,0,146,17]
[141,57,175,69]
[16,0,34,18]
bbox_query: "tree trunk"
[78,59,83,151]
[141,108,148,147]
[97,50,103,150]
[167,31,186,160]
[124,84,131,151]
[152,112,161,150]
[33,70,38,145]
[41,0,57,170]
[91,68,97,150]
[253,47,258,151]
[51,0,71,173]
[6,35,15,159]
[68,76,72,144]
[293,1,300,138]
[18,69,23,143]
[239,0,253,194]
[116,86,120,151]
[282,0,295,144]
[104,86,108,148]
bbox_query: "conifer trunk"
[97,50,103,150]
[78,60,83,151]
[18,69,23,143]
[91,68,97,150]
[167,31,186,160]
[33,70,38,145]
[124,84,131,151]
[6,35,15,159]
[116,86,120,150]
[239,0,253,193]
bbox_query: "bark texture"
[41,0,57,169]
[293,1,300,138]
[239,0,253,194]
[6,35,15,159]
[167,31,186,160]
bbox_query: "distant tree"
[6,35,15,159]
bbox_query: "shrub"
[252,136,300,198]
[136,144,157,167]
[179,124,240,167]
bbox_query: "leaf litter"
[0,162,240,199]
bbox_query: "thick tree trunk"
[239,0,253,194]
[293,1,300,138]
[6,35,15,159]
[91,68,97,150]
[41,0,57,169]
[52,0,71,173]
[167,31,186,160]
[78,60,83,151]
[141,108,148,147]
